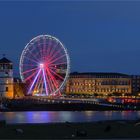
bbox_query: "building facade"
[66,72,132,95]
[0,57,14,99]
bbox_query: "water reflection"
[0,111,140,124]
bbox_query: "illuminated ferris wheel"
[19,35,70,96]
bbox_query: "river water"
[0,111,140,124]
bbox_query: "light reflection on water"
[0,111,140,124]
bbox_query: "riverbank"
[0,120,140,139]
[4,103,139,111]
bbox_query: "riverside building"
[66,72,132,95]
[0,57,14,99]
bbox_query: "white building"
[0,57,14,99]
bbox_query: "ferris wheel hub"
[39,63,44,69]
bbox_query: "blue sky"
[1,1,140,75]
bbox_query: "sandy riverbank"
[0,120,140,139]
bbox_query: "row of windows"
[133,80,140,83]
[69,88,129,93]
[95,88,129,92]
[70,82,130,87]
[101,81,130,85]
[71,83,95,86]
[70,81,130,86]
[133,84,140,87]
[0,64,12,70]
[132,76,140,79]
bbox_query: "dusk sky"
[1,1,140,75]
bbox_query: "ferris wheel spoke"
[43,38,51,61]
[42,68,49,95]
[49,47,63,61]
[27,49,40,63]
[41,74,44,94]
[37,40,44,59]
[46,68,57,92]
[46,70,56,94]
[24,70,38,82]
[47,67,60,86]
[47,47,63,64]
[21,63,37,67]
[50,77,59,92]
[49,68,64,80]
[42,40,46,61]
[42,39,50,60]
[37,73,44,95]
[45,43,51,61]
[33,49,43,62]
[22,67,39,74]
[48,54,66,65]
[45,70,53,94]
[49,62,67,67]
[24,55,39,64]
[32,72,42,95]
[36,73,43,94]
[40,79,44,95]
[28,46,42,63]
[46,39,56,56]
[51,43,64,56]
[44,40,59,63]
[41,43,45,62]
[49,74,59,92]
[49,43,59,57]
[46,67,59,91]
[44,71,53,94]
[45,65,56,94]
[37,41,43,61]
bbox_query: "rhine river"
[0,111,140,124]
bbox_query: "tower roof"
[0,57,12,64]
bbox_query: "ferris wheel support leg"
[28,69,41,95]
[42,68,49,96]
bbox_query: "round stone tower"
[0,57,14,99]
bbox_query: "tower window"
[6,87,8,92]
[5,72,8,74]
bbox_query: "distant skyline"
[1,1,140,75]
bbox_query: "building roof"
[70,72,130,78]
[0,57,12,64]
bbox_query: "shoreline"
[2,98,140,111]
[3,103,140,112]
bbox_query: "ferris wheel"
[19,35,70,96]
